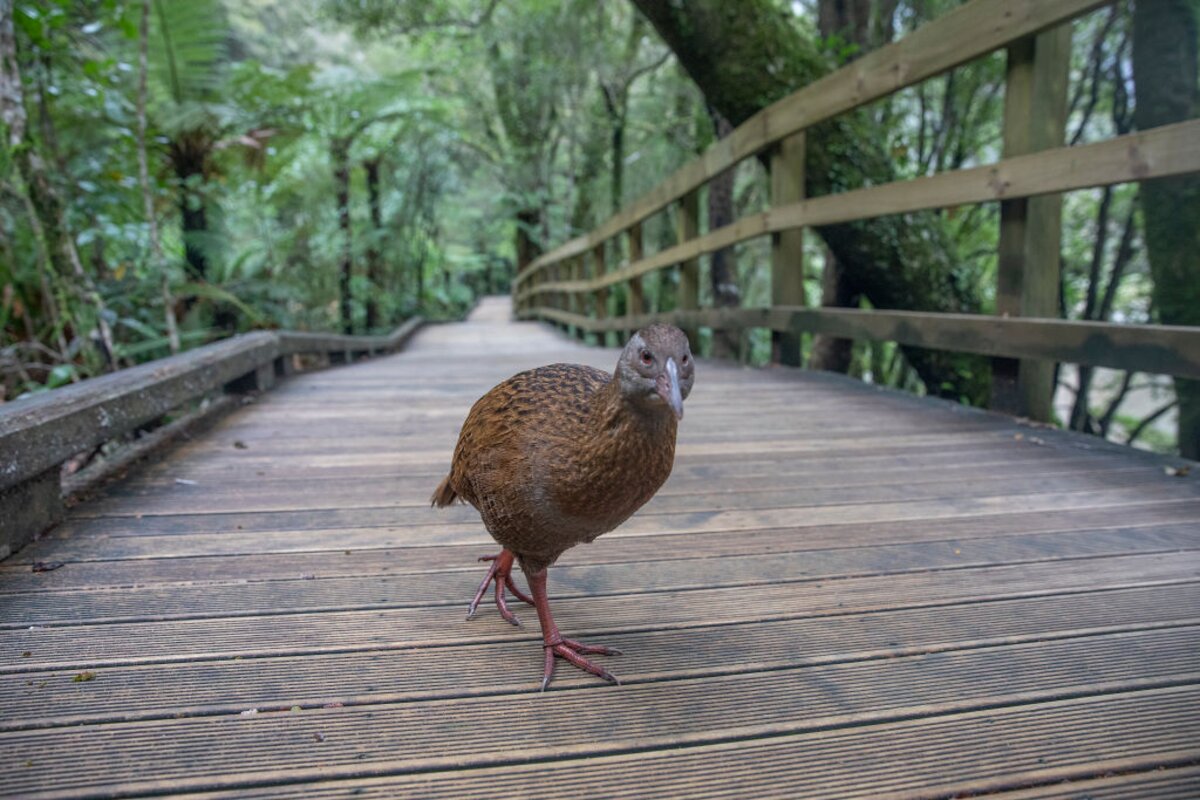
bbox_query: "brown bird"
[432,324,694,689]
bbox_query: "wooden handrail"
[514,0,1200,430]
[517,120,1200,302]
[534,307,1200,381]
[514,0,1108,286]
[0,317,423,558]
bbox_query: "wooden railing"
[513,0,1200,416]
[0,318,423,558]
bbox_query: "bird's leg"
[526,568,621,691]
[466,550,533,626]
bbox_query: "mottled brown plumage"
[432,324,694,688]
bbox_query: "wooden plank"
[16,501,1200,568]
[4,552,1195,672]
[4,587,1194,730]
[2,662,1195,798]
[164,689,1200,799]
[5,521,1196,627]
[977,765,1200,799]
[70,461,1162,518]
[531,304,1200,379]
[515,0,1112,287]
[6,513,1195,592]
[521,119,1200,301]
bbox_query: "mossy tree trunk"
[1132,0,1200,458]
[364,157,384,330]
[2,0,116,368]
[631,0,989,403]
[332,138,353,334]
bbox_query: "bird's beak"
[658,357,684,420]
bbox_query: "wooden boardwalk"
[2,297,1199,798]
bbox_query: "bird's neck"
[590,378,677,441]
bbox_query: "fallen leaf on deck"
[32,561,64,573]
[1164,465,1191,477]
[233,440,248,449]
[73,671,96,682]
[21,651,31,657]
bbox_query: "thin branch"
[1125,400,1178,446]
[1096,199,1138,321]
[1097,370,1135,437]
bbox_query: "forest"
[1,0,1197,456]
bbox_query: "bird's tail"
[430,474,459,507]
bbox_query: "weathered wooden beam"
[0,468,60,560]
[0,332,279,496]
[592,241,610,347]
[771,132,806,366]
[530,305,1200,381]
[627,222,645,338]
[515,0,1111,288]
[676,190,702,349]
[993,24,1072,420]
[518,119,1200,302]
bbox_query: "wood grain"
[1,298,1197,798]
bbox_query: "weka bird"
[432,324,694,689]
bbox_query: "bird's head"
[615,324,694,420]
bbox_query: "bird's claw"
[466,551,532,625]
[540,637,622,691]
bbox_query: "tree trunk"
[1132,0,1200,458]
[515,206,543,270]
[808,0,873,371]
[631,0,989,403]
[1,0,116,369]
[364,158,384,330]
[332,139,353,334]
[808,246,857,373]
[707,112,741,360]
[169,135,211,283]
[137,0,179,353]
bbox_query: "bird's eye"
[640,350,653,366]
[681,354,689,366]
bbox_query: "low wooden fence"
[0,318,423,558]
[513,0,1200,418]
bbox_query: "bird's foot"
[466,550,534,626]
[542,635,622,691]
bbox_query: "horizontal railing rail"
[536,307,1200,381]
[516,121,1200,303]
[515,0,1110,286]
[512,0,1200,430]
[0,317,423,558]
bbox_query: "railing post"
[593,241,610,347]
[550,261,562,331]
[676,190,701,350]
[993,24,1071,420]
[770,131,806,367]
[528,266,540,321]
[0,468,62,560]
[626,222,645,338]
